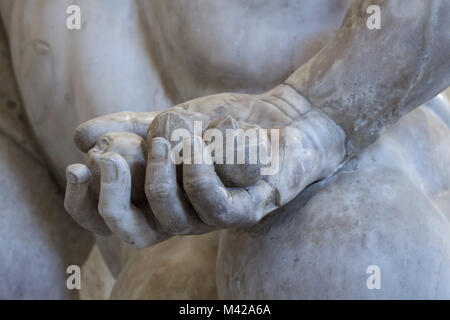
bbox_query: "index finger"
[74,111,159,152]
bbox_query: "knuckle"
[146,182,173,200]
[74,126,91,152]
[98,203,124,219]
[183,176,213,193]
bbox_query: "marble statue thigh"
[109,232,220,299]
[217,93,450,299]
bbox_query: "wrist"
[261,84,318,120]
[264,84,346,204]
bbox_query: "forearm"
[285,0,450,155]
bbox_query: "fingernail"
[67,172,77,184]
[66,164,90,184]
[100,157,118,183]
[151,138,168,161]
[95,136,111,152]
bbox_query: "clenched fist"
[64,84,345,248]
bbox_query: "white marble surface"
[0,22,92,299]
[217,93,450,299]
[0,0,449,299]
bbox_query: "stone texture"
[0,13,92,299]
[217,93,450,299]
[1,0,449,300]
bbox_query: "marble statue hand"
[64,84,346,245]
[145,84,346,232]
[73,111,159,153]
[64,131,170,248]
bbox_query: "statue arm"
[286,0,450,155]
